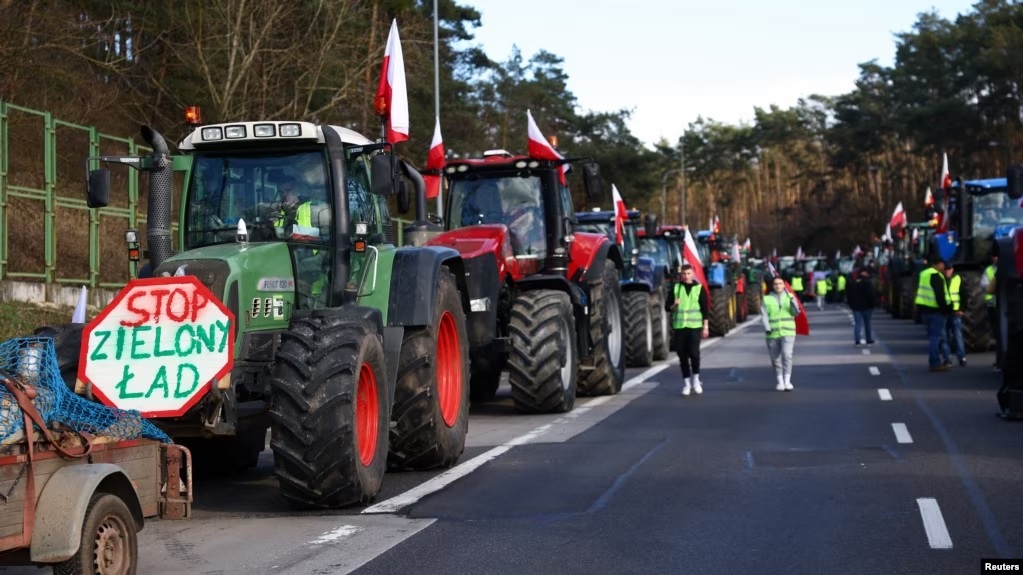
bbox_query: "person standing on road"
[914,255,952,372]
[815,275,828,311]
[980,254,1000,372]
[762,276,801,391]
[847,267,876,346]
[943,263,966,367]
[671,264,710,396]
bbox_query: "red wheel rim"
[356,362,379,466]
[436,311,462,427]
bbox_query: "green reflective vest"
[816,279,829,295]
[985,265,996,304]
[948,274,961,311]
[914,268,948,309]
[276,201,313,229]
[790,276,804,292]
[837,275,847,291]
[673,283,703,329]
[764,293,797,338]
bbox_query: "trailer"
[0,335,192,573]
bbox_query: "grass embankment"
[0,300,88,341]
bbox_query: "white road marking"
[623,363,670,390]
[869,366,880,376]
[878,388,893,401]
[916,498,953,549]
[862,348,871,355]
[892,422,913,444]
[365,316,759,515]
[310,525,361,545]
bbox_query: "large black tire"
[651,288,670,361]
[746,285,762,317]
[54,492,138,575]
[33,323,85,391]
[507,290,577,413]
[961,270,991,353]
[708,287,730,337]
[623,290,654,367]
[578,262,626,396]
[998,271,1023,410]
[270,308,389,509]
[389,267,470,471]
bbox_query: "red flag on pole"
[374,19,409,144]
[424,116,445,199]
[526,110,568,185]
[936,153,952,233]
[682,227,709,292]
[765,261,810,336]
[611,184,627,246]
[889,201,907,230]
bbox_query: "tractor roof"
[954,178,1007,193]
[178,121,373,150]
[576,210,615,223]
[444,151,567,174]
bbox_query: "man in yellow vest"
[836,273,847,303]
[672,264,710,396]
[276,176,315,235]
[762,275,801,391]
[815,275,829,311]
[915,255,952,372]
[790,273,804,301]
[943,263,966,367]
[980,254,1000,372]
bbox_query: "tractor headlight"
[201,128,223,141]
[224,125,246,139]
[254,124,275,137]
[279,123,302,137]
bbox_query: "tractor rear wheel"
[651,289,670,361]
[507,290,577,413]
[270,308,389,508]
[746,284,762,317]
[961,270,991,352]
[389,267,470,471]
[578,262,626,396]
[709,287,730,337]
[623,291,654,367]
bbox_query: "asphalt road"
[4,303,1021,574]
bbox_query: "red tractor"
[425,150,626,413]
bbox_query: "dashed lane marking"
[878,388,893,401]
[917,498,953,549]
[869,366,880,376]
[892,422,914,444]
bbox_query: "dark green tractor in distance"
[49,121,472,509]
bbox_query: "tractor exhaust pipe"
[140,126,174,271]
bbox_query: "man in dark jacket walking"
[847,268,877,345]
[914,256,952,372]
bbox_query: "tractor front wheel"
[270,308,389,508]
[507,290,577,413]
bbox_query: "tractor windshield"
[578,218,637,258]
[971,192,1021,261]
[184,150,346,250]
[448,175,547,258]
[640,237,670,267]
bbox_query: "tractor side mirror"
[87,169,111,208]
[582,162,603,200]
[397,180,411,214]
[644,214,657,237]
[370,153,395,196]
[1008,165,1023,199]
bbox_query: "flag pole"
[433,0,444,220]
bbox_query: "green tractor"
[40,121,472,509]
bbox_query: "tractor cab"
[442,151,597,277]
[934,177,1022,267]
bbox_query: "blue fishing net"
[0,337,171,444]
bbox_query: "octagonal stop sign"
[78,276,235,418]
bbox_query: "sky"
[463,0,980,147]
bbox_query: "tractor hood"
[427,225,514,262]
